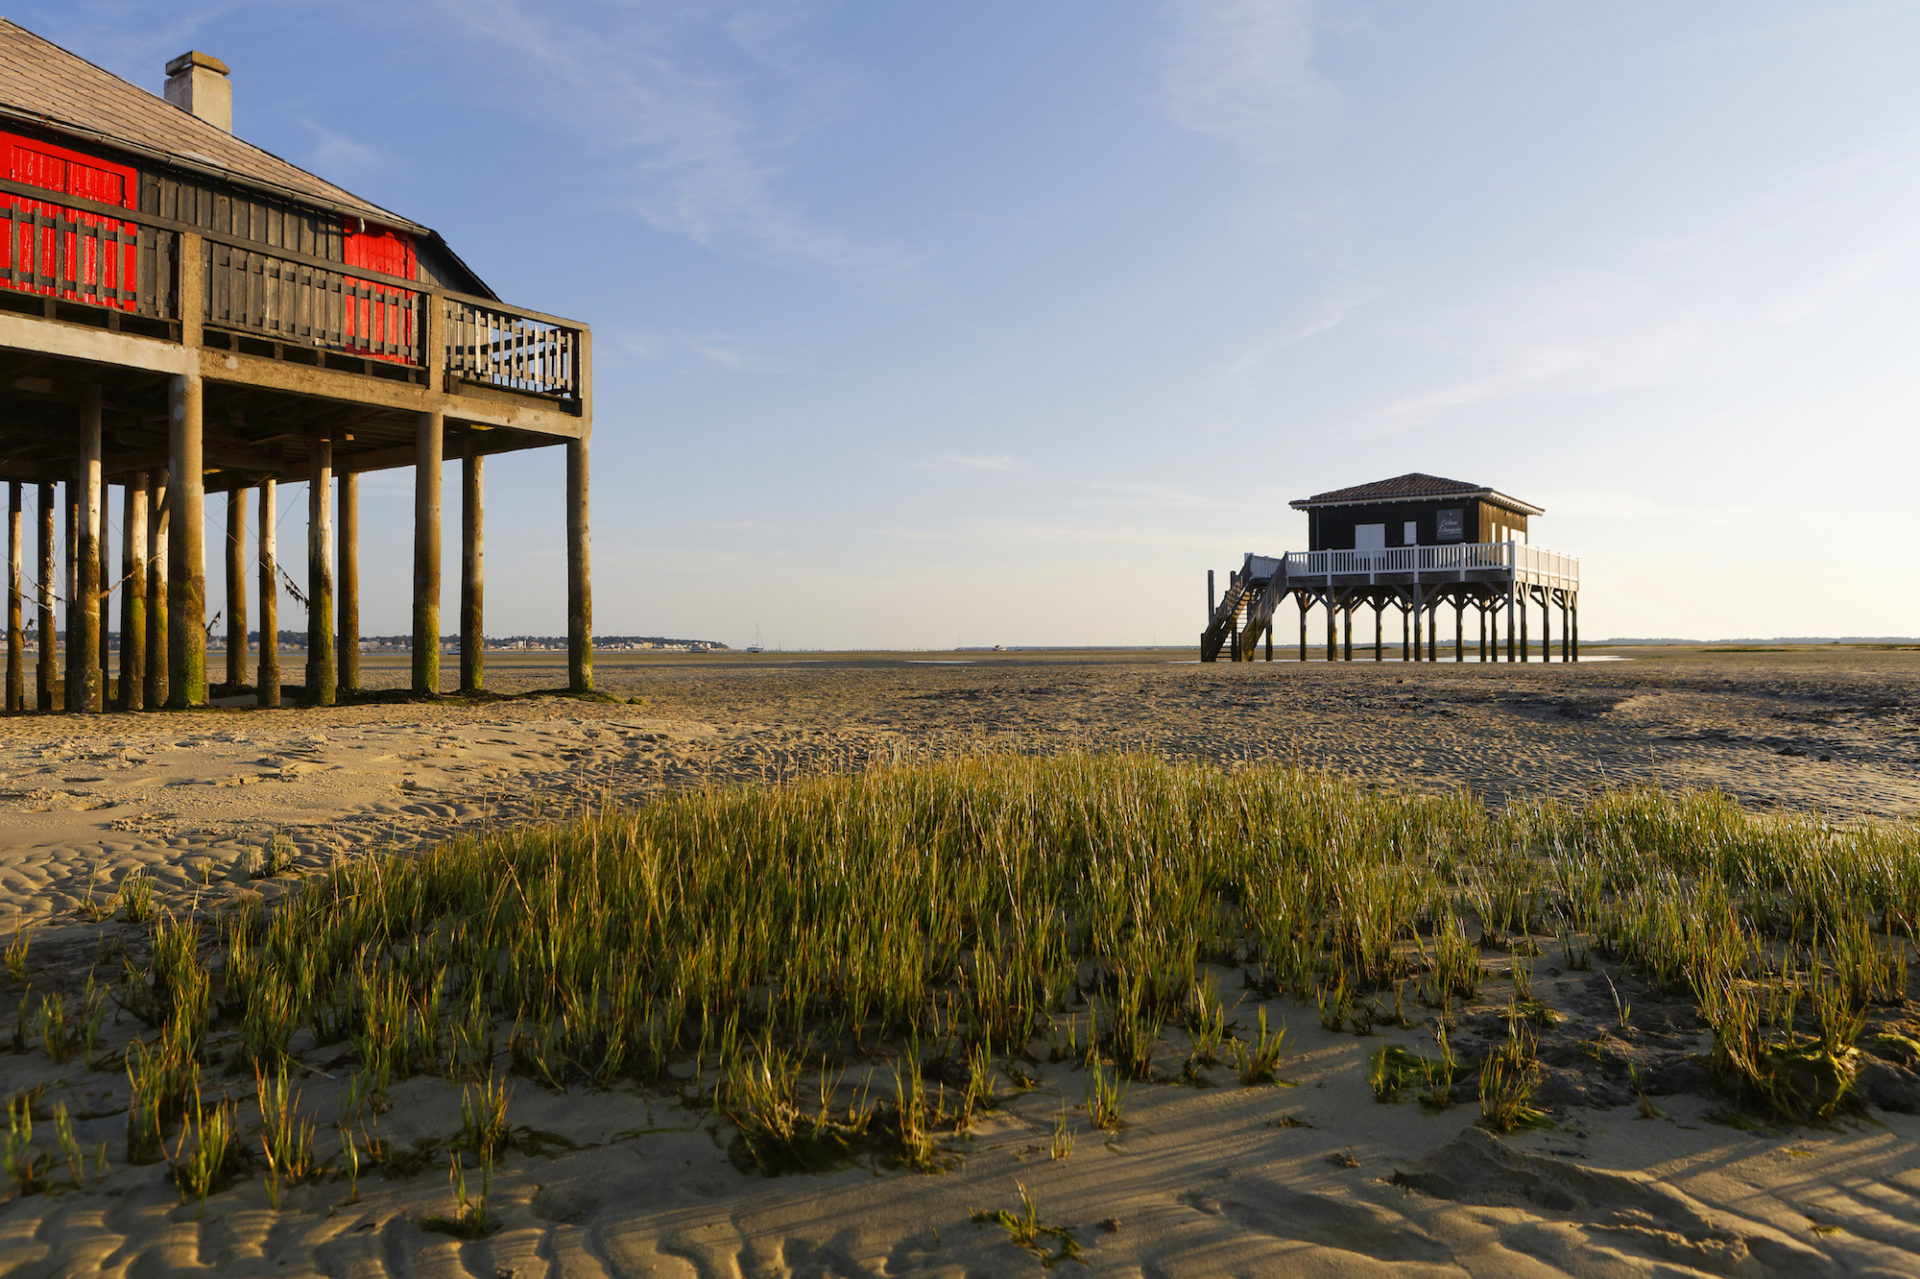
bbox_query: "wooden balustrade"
[0,177,584,405]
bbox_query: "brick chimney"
[164,51,231,132]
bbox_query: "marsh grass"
[971,1181,1084,1268]
[10,751,1915,1207]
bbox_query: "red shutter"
[0,131,139,312]
[342,221,416,362]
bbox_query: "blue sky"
[20,1,1920,645]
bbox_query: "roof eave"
[1290,488,1545,517]
[0,102,428,236]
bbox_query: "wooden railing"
[445,299,580,399]
[0,176,585,405]
[204,239,423,364]
[1281,542,1579,587]
[0,196,172,318]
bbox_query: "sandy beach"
[3,645,1919,1276]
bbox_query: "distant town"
[31,631,733,654]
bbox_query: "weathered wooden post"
[1297,598,1308,662]
[1264,622,1272,662]
[63,481,76,706]
[337,472,359,697]
[1570,596,1579,662]
[257,479,277,707]
[166,374,207,708]
[145,469,168,710]
[5,482,20,712]
[36,481,53,709]
[1540,592,1551,663]
[460,440,484,693]
[412,410,442,695]
[75,386,102,712]
[306,435,335,706]
[225,486,247,689]
[119,474,147,709]
[1373,601,1384,661]
[1518,588,1529,661]
[566,434,592,693]
[1325,593,1336,661]
[98,481,111,702]
[1453,598,1464,664]
[1342,600,1352,661]
[1560,594,1570,663]
[169,234,207,709]
[1207,569,1215,621]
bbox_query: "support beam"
[225,486,247,690]
[337,473,359,697]
[74,386,102,712]
[1401,600,1410,662]
[99,481,111,702]
[145,469,168,710]
[36,481,52,709]
[1325,592,1336,661]
[257,480,278,707]
[306,435,335,706]
[1454,598,1464,665]
[1342,601,1352,661]
[119,475,147,709]
[1540,591,1551,664]
[412,410,443,695]
[1506,587,1517,663]
[1560,594,1571,663]
[1264,621,1272,662]
[566,433,592,693]
[1298,599,1308,662]
[1519,588,1529,661]
[63,481,76,706]
[5,482,19,712]
[1373,602,1383,662]
[1571,597,1580,662]
[166,374,207,708]
[460,443,484,693]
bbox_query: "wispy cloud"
[1228,288,1382,374]
[935,453,1019,472]
[421,0,913,284]
[1162,0,1338,161]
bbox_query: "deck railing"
[0,177,584,405]
[0,196,172,318]
[1279,542,1578,587]
[446,299,580,399]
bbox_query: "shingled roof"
[0,18,415,230]
[1290,473,1543,516]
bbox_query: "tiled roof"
[1291,473,1542,515]
[0,19,414,228]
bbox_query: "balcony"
[1275,542,1578,589]
[0,176,585,409]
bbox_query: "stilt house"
[0,21,593,712]
[1201,473,1579,663]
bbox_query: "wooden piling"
[1453,598,1463,665]
[460,442,483,693]
[1373,602,1383,661]
[412,411,442,695]
[566,434,592,693]
[1325,593,1336,661]
[119,475,146,709]
[1571,598,1579,662]
[1342,600,1352,661]
[5,482,19,712]
[1540,592,1551,663]
[75,386,102,712]
[98,481,111,703]
[337,472,359,697]
[225,486,246,689]
[257,480,278,708]
[1298,598,1308,662]
[306,436,334,706]
[63,481,76,706]
[145,469,168,710]
[36,481,52,709]
[166,374,207,708]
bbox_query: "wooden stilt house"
[0,22,593,711]
[1201,473,1580,663]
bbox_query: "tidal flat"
[1,646,1918,1276]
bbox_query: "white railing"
[1278,542,1578,587]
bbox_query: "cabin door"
[342,221,417,363]
[1355,523,1385,567]
[0,131,139,311]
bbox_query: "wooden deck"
[1202,542,1580,664]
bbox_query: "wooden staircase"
[1200,555,1289,661]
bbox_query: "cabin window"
[1402,520,1417,546]
[0,131,139,311]
[1354,523,1385,551]
[1437,508,1463,541]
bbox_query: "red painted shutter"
[0,131,139,311]
[342,222,416,361]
